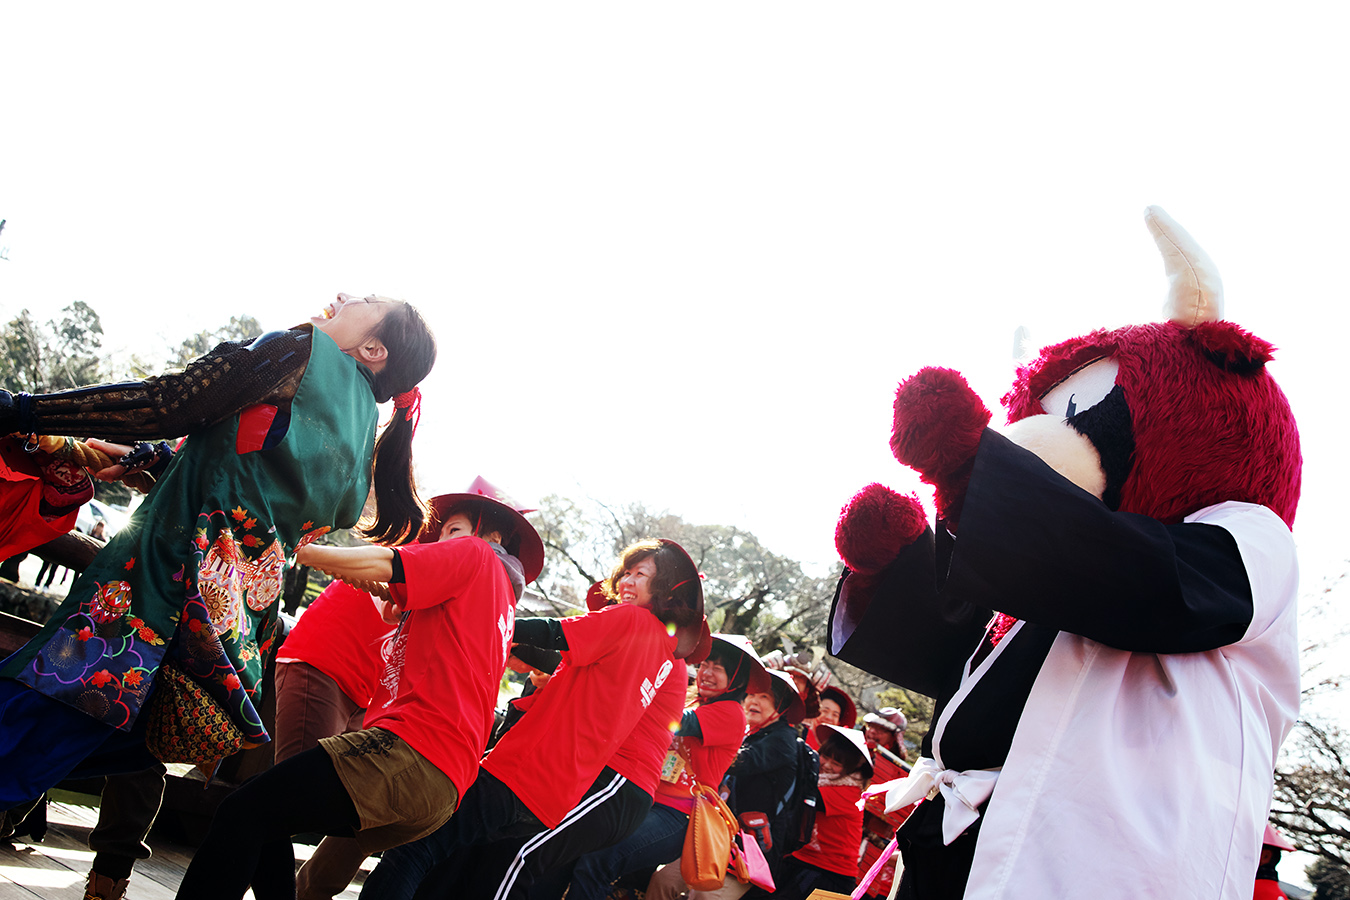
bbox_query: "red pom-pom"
[890,367,991,476]
[835,483,927,573]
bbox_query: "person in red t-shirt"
[772,723,873,900]
[364,538,706,900]
[279,478,543,900]
[173,484,540,900]
[508,624,696,900]
[275,579,392,899]
[563,632,769,900]
[1253,824,1295,900]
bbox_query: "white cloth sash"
[859,756,1001,846]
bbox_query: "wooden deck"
[0,796,375,900]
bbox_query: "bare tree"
[529,493,838,648]
[1299,567,1350,704]
[1272,719,1350,870]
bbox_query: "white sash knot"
[859,757,1000,846]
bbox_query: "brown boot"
[84,871,130,900]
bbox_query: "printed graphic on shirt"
[498,613,514,667]
[640,658,674,709]
[379,617,409,709]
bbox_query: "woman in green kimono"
[0,293,437,811]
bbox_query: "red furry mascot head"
[998,207,1301,529]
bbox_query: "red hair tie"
[388,387,422,437]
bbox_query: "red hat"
[1263,824,1295,852]
[686,619,713,666]
[765,668,807,727]
[420,476,545,584]
[584,581,612,612]
[708,633,773,696]
[819,685,858,728]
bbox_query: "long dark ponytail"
[358,302,437,545]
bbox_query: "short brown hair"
[603,539,700,630]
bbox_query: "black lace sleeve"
[22,329,314,443]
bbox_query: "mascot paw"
[890,367,990,524]
[890,367,991,474]
[836,483,927,573]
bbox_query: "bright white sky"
[2,5,1349,885]
[3,0,1349,681]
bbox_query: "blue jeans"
[567,802,689,900]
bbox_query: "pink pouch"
[730,830,775,892]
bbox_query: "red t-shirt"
[482,602,678,828]
[279,579,392,706]
[1253,879,1288,900]
[654,698,747,814]
[790,781,865,876]
[361,538,516,799]
[607,660,687,797]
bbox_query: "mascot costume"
[831,207,1301,899]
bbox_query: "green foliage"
[163,315,263,371]
[1308,857,1350,900]
[0,302,105,392]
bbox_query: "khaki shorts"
[320,727,460,854]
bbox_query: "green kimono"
[0,329,376,743]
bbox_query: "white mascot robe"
[831,431,1299,899]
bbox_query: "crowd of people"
[0,294,916,900]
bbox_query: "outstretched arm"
[949,429,1262,653]
[0,330,312,442]
[296,543,394,584]
[831,483,989,700]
